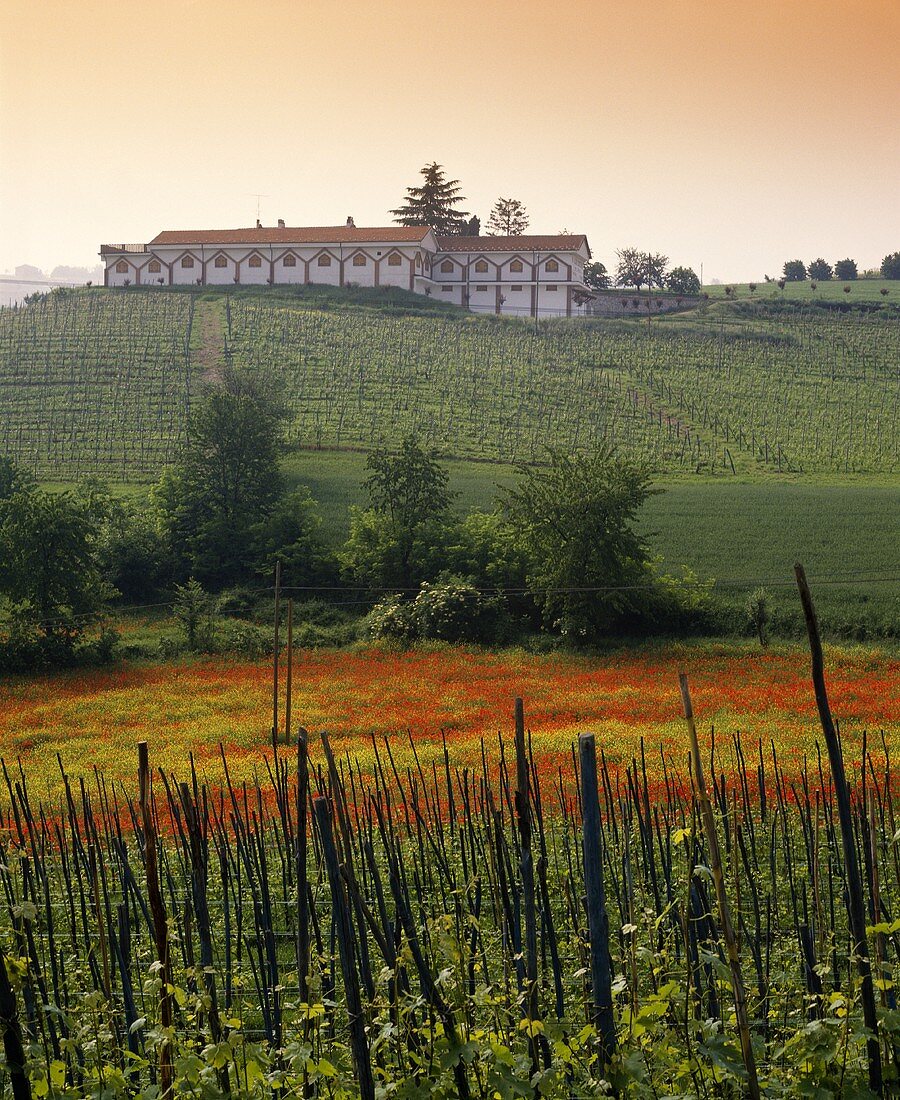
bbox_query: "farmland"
[0,639,897,1095]
[0,286,897,479]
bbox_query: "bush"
[366,595,419,643]
[213,619,271,658]
[367,579,502,645]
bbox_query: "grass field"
[701,277,900,304]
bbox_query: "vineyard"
[0,287,898,480]
[0,600,897,1095]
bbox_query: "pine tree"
[486,197,529,236]
[391,163,469,235]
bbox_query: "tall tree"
[782,259,807,282]
[881,252,900,279]
[666,266,701,295]
[503,446,656,640]
[582,261,610,290]
[486,198,530,236]
[615,248,669,290]
[391,163,469,235]
[465,215,481,236]
[157,375,284,586]
[834,258,858,281]
[808,258,833,281]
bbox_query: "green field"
[701,276,900,304]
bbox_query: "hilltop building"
[100,220,595,318]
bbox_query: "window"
[476,285,487,292]
[442,285,453,292]
[415,256,421,269]
[317,254,332,267]
[148,260,161,273]
[249,255,262,268]
[181,256,194,268]
[387,253,402,266]
[440,259,454,273]
[116,260,128,273]
[352,254,366,266]
[509,259,523,273]
[511,285,522,291]
[546,285,558,292]
[545,259,559,273]
[474,259,488,273]
[283,254,297,267]
[214,255,228,268]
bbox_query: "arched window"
[440,259,454,273]
[181,255,194,268]
[474,259,488,273]
[415,256,421,269]
[545,259,559,272]
[148,260,161,273]
[317,254,332,267]
[116,260,128,273]
[352,254,367,267]
[214,255,228,268]
[509,259,523,273]
[283,254,297,267]
[248,255,262,268]
[387,253,402,267]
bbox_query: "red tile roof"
[436,234,589,254]
[148,226,433,246]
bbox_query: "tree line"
[0,377,717,670]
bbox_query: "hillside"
[0,284,897,480]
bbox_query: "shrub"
[213,619,270,658]
[746,587,771,647]
[412,578,500,643]
[173,578,214,650]
[366,595,419,642]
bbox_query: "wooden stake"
[272,560,281,751]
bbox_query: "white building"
[100,220,595,318]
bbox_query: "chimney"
[256,219,262,229]
[277,218,285,229]
[346,216,355,227]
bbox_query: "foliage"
[158,376,284,586]
[173,577,214,650]
[782,259,807,281]
[615,248,669,289]
[485,197,530,236]
[0,457,33,502]
[503,446,657,639]
[834,257,858,280]
[342,435,456,591]
[391,162,470,235]
[582,261,610,289]
[881,251,900,278]
[666,265,701,295]
[464,214,481,236]
[0,486,111,660]
[746,586,771,646]
[808,257,833,281]
[251,487,336,589]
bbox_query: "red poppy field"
[0,642,895,806]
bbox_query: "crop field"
[702,278,900,304]
[0,640,897,1095]
[0,288,897,481]
[0,291,195,478]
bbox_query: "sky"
[1,0,898,282]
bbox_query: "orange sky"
[1,0,898,281]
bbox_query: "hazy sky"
[1,0,898,281]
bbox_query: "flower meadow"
[0,643,895,807]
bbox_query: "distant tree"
[486,198,530,236]
[465,215,481,236]
[782,260,807,282]
[881,252,900,279]
[834,258,858,280]
[615,248,669,289]
[252,488,336,589]
[341,436,457,591]
[14,264,45,281]
[503,446,656,640]
[582,261,610,290]
[391,163,469,235]
[50,265,94,282]
[666,266,701,296]
[0,458,33,502]
[746,587,770,648]
[808,258,833,281]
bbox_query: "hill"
[1,285,897,481]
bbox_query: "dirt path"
[191,299,226,384]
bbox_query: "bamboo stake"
[679,674,760,1100]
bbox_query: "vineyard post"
[514,698,542,1077]
[312,795,375,1100]
[272,560,281,751]
[285,599,293,744]
[578,732,617,1076]
[138,741,173,1100]
[794,563,882,1094]
[0,943,31,1100]
[679,674,760,1100]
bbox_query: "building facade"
[100,222,594,318]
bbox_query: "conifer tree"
[391,162,469,235]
